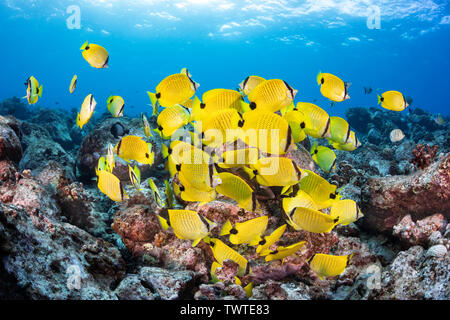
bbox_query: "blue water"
[1,0,449,119]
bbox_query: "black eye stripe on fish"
[345,125,351,144]
[119,181,125,201]
[330,158,337,171]
[283,80,294,98]
[322,117,331,138]
[198,214,210,231]
[289,208,296,219]
[102,55,109,68]
[293,162,302,180]
[242,76,250,89]
[285,126,292,152]
[208,163,214,187]
[117,139,122,154]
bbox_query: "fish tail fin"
[219,219,233,236]
[147,91,158,116]
[316,71,323,85]
[80,41,88,51]
[377,94,382,105]
[38,85,43,98]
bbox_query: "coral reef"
[360,153,449,233]
[411,144,439,170]
[1,99,449,300]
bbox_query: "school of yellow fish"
[24,41,417,298]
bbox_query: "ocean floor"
[0,96,448,300]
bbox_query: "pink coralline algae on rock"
[411,143,439,170]
[361,153,450,233]
[393,214,447,247]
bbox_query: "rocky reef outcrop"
[360,153,449,233]
[0,98,449,300]
[0,116,22,164]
